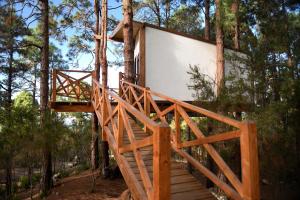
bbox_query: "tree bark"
[123,0,134,83]
[100,0,110,178]
[215,0,224,96]
[100,0,108,86]
[231,0,240,50]
[40,0,52,195]
[5,16,13,199]
[204,0,210,41]
[91,114,99,169]
[165,0,170,28]
[91,0,101,170]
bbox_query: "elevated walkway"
[49,70,260,200]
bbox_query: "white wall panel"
[145,27,217,101]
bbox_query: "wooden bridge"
[49,69,260,200]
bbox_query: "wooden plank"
[104,126,147,200]
[50,102,93,112]
[139,26,145,87]
[120,107,154,199]
[119,136,153,153]
[240,121,260,200]
[180,130,241,148]
[153,124,171,200]
[171,190,214,200]
[145,88,242,128]
[173,144,242,200]
[152,104,175,121]
[117,105,123,149]
[177,105,243,195]
[129,86,144,112]
[175,105,181,147]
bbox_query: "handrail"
[119,75,260,200]
[92,77,171,200]
[122,79,242,128]
[51,69,93,102]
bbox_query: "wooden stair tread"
[108,118,216,200]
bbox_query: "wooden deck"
[49,101,93,112]
[114,119,216,200]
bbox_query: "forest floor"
[18,170,128,200]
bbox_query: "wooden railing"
[119,74,260,200]
[51,69,93,102]
[91,78,171,200]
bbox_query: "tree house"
[110,21,246,101]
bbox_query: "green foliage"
[18,176,30,189]
[168,5,202,35]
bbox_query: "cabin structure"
[48,21,259,200]
[110,21,246,101]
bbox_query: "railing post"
[117,104,123,151]
[144,88,150,133]
[153,124,171,200]
[175,105,181,148]
[240,121,260,200]
[52,69,57,102]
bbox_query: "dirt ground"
[46,170,127,200]
[17,170,128,200]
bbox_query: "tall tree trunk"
[40,0,52,195]
[123,0,134,83]
[100,0,108,86]
[165,0,170,28]
[100,0,110,178]
[204,0,210,40]
[91,0,100,171]
[5,5,14,198]
[231,0,240,50]
[215,0,224,96]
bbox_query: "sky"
[17,0,125,89]
[50,0,124,88]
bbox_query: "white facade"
[111,22,247,101]
[144,27,216,101]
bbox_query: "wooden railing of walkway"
[50,70,260,200]
[91,75,171,200]
[51,69,93,102]
[119,73,260,200]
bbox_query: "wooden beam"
[119,135,153,153]
[180,130,240,148]
[49,102,93,112]
[240,121,260,200]
[153,124,171,200]
[172,143,242,200]
[139,26,145,87]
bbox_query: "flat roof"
[109,20,245,54]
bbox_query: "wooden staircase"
[50,70,260,200]
[117,118,216,200]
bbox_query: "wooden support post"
[144,88,150,133]
[175,105,181,148]
[240,121,260,200]
[153,124,171,200]
[117,105,123,150]
[186,126,193,174]
[52,69,57,102]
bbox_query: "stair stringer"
[103,126,148,200]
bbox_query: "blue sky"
[19,0,124,88]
